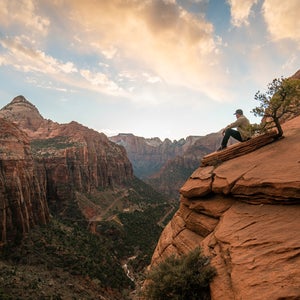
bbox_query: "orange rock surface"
[150,116,300,300]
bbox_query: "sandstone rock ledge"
[150,116,300,300]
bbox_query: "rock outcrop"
[150,115,300,299]
[0,117,49,245]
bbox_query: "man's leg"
[221,128,242,148]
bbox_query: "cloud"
[262,0,300,46]
[0,0,233,103]
[227,0,258,27]
[0,0,49,35]
[80,69,123,93]
[60,0,229,101]
[0,37,77,75]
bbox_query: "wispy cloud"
[0,37,77,74]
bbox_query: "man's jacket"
[225,115,251,140]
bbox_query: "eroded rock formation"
[0,96,133,244]
[150,115,300,299]
[0,117,49,245]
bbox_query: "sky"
[0,0,299,141]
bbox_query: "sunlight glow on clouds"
[64,0,227,101]
[227,0,258,27]
[0,0,49,35]
[263,0,300,46]
[80,70,123,93]
[0,37,77,75]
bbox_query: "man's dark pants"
[221,128,243,148]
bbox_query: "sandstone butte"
[150,115,300,300]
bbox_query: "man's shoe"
[217,146,227,151]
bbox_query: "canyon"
[1,68,299,299]
[0,95,134,245]
[110,132,224,198]
[0,96,172,299]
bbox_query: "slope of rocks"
[150,115,300,300]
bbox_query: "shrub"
[142,247,216,300]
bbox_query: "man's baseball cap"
[234,109,243,115]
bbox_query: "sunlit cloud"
[0,0,49,35]
[227,0,258,27]
[80,69,122,93]
[262,0,300,46]
[0,37,77,74]
[61,0,228,101]
[0,0,233,102]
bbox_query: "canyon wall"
[110,133,221,198]
[0,117,49,245]
[0,96,133,244]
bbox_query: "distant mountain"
[110,132,224,198]
[109,133,203,179]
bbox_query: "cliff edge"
[150,115,300,300]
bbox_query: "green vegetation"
[95,177,175,274]
[124,177,168,205]
[251,77,300,137]
[30,136,81,156]
[0,288,12,300]
[141,247,216,300]
[0,174,175,297]
[2,217,133,291]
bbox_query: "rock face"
[0,117,49,245]
[0,96,133,244]
[150,115,300,300]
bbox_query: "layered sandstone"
[0,118,49,245]
[150,115,300,300]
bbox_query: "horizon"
[0,1,299,140]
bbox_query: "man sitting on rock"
[218,109,251,151]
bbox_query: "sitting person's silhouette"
[218,109,251,151]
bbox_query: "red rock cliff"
[150,115,300,300]
[0,96,133,230]
[0,117,49,245]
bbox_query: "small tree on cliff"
[251,77,300,137]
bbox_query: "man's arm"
[222,118,243,134]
